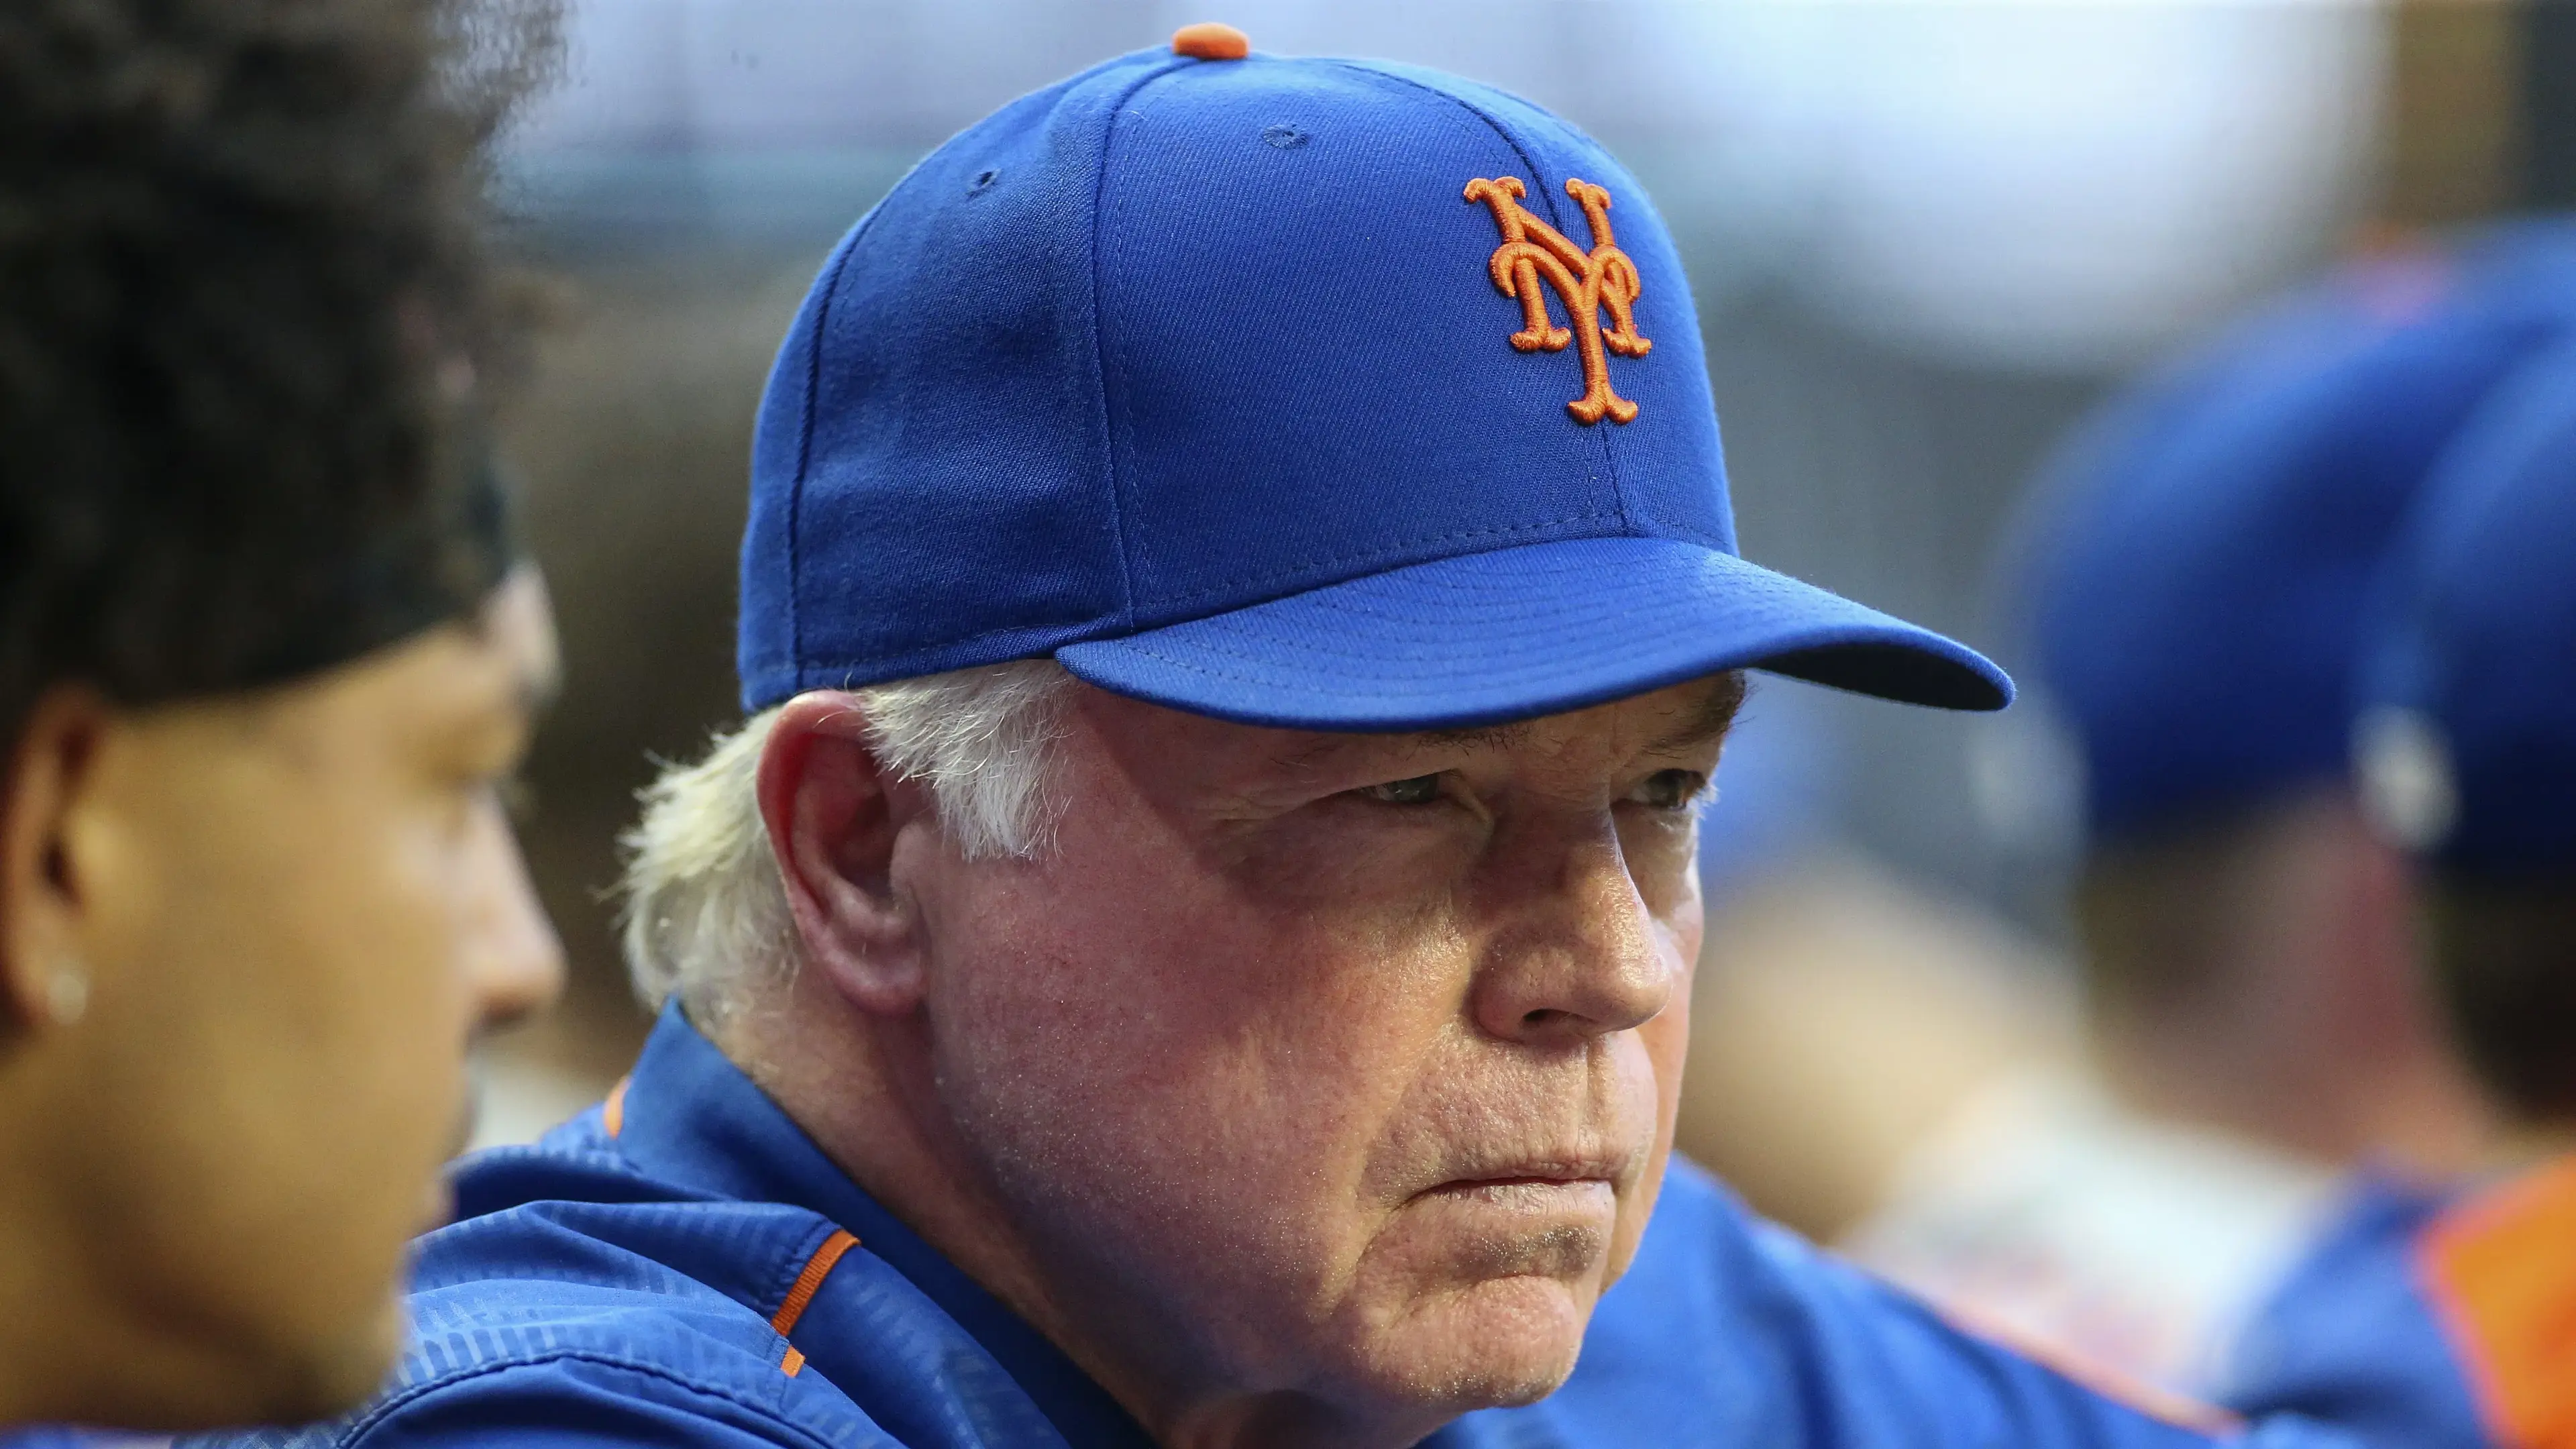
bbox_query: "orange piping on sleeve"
[601,1077,630,1138]
[772,1229,861,1377]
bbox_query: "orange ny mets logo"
[1464,176,1652,424]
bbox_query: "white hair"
[617,659,1075,1021]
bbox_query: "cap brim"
[1055,536,2010,731]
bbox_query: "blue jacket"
[2222,1161,2576,1449]
[180,1007,2353,1448]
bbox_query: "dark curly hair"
[0,0,553,734]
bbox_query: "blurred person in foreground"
[197,31,2355,1449]
[2216,335,2576,1449]
[0,0,561,1434]
[1847,231,2576,1389]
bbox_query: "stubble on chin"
[1345,1274,1597,1417]
[1321,1204,1613,1417]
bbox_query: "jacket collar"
[614,1002,1154,1448]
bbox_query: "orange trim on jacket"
[2416,1152,2576,1448]
[772,1228,861,1377]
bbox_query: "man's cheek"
[1640,994,1694,1131]
[1606,1004,1692,1279]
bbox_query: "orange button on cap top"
[1171,22,1250,60]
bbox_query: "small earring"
[44,960,88,1026]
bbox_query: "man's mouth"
[1421,1181,1617,1222]
[1418,1153,1628,1203]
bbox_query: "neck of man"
[0,1057,92,1426]
[0,1041,251,1430]
[2098,999,2490,1176]
[719,971,1421,1449]
[2090,882,2494,1176]
[2088,792,2496,1178]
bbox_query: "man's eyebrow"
[1642,674,1748,753]
[1260,720,1532,777]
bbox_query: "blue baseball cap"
[2010,223,2576,843]
[735,29,2008,729]
[2356,335,2576,876]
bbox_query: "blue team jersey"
[2224,1159,2576,1449]
[174,1006,2351,1449]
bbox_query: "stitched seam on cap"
[1322,59,1633,534]
[796,618,1115,688]
[1120,614,1894,676]
[1329,61,1563,231]
[1092,636,1649,695]
[1091,58,1191,634]
[788,225,872,684]
[1097,621,1885,696]
[1148,509,1620,610]
[786,519,1629,682]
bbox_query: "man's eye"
[1631,769,1707,811]
[1356,773,1446,806]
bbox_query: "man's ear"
[757,691,933,1015]
[0,686,111,1038]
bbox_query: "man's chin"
[1358,1274,1593,1414]
[255,1293,411,1428]
[107,1293,408,1435]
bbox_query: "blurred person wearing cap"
[1671,689,2082,1246]
[2212,336,2576,1449]
[0,0,564,1436]
[192,28,2355,1449]
[1845,232,2576,1391]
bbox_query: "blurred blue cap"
[2357,337,2576,876]
[1697,680,1844,894]
[737,36,2008,729]
[2013,223,2576,843]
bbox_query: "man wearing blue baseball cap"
[2216,336,2576,1449]
[1851,229,2576,1389]
[198,30,2353,1449]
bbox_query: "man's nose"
[465,802,566,1033]
[1468,830,1675,1049]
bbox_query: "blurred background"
[472,0,2568,1257]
